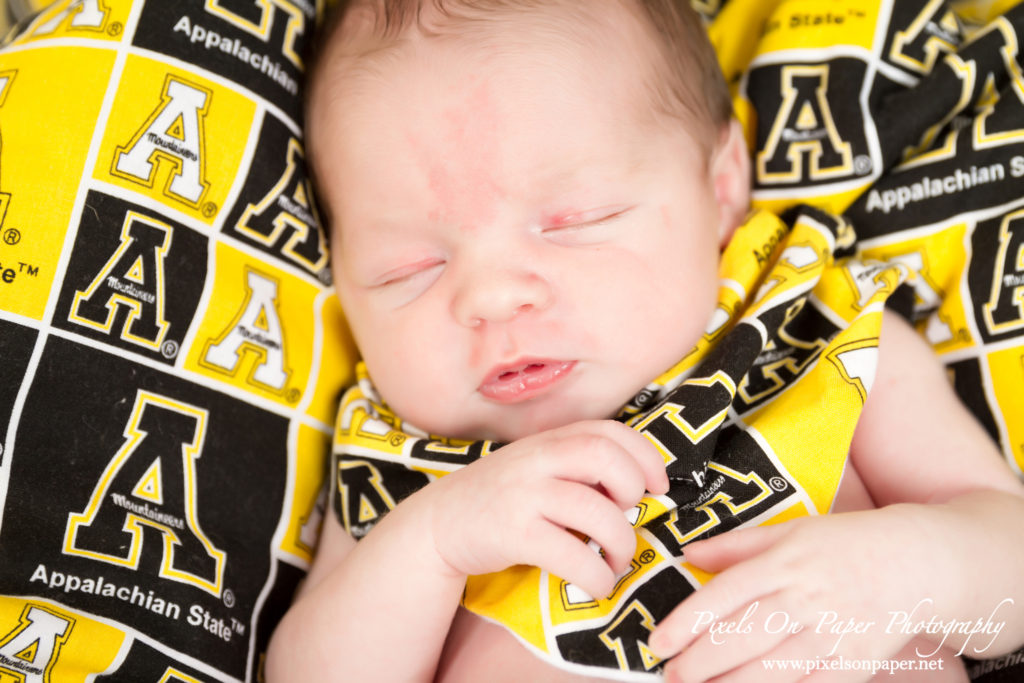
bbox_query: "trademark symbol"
[161,339,180,359]
[2,228,19,245]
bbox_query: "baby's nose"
[452,269,553,327]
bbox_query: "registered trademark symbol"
[389,434,407,447]
[202,202,218,218]
[161,339,180,359]
[2,228,19,245]
[854,155,873,175]
[286,388,301,404]
[107,22,123,36]
[639,549,656,564]
[769,476,789,492]
[223,588,236,608]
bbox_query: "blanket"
[714,0,1024,479]
[0,1,356,680]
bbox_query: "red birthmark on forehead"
[406,78,509,234]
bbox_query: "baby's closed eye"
[373,258,447,288]
[540,205,634,246]
[366,257,447,307]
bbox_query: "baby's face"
[313,24,734,442]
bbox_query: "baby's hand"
[425,420,669,600]
[648,507,950,682]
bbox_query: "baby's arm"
[649,310,1024,681]
[265,420,668,682]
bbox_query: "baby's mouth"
[478,360,576,403]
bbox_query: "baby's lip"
[478,359,577,403]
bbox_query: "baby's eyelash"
[542,206,634,232]
[544,205,630,232]
[372,260,445,288]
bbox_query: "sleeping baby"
[267,1,1024,680]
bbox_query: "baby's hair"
[308,0,732,138]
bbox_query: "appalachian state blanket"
[332,207,911,679]
[712,0,1024,483]
[0,1,355,680]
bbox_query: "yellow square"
[185,241,318,407]
[0,47,115,320]
[860,222,975,354]
[94,55,255,224]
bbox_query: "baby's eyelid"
[373,259,445,287]
[543,205,633,231]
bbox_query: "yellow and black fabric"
[704,0,1024,481]
[702,2,1024,681]
[0,1,355,680]
[332,207,910,679]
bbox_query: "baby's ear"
[710,118,751,248]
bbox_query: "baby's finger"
[519,520,617,599]
[683,522,790,573]
[540,430,649,510]
[539,479,638,574]
[561,420,669,496]
[602,420,671,494]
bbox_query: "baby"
[267,0,1024,680]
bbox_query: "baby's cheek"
[373,349,465,428]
